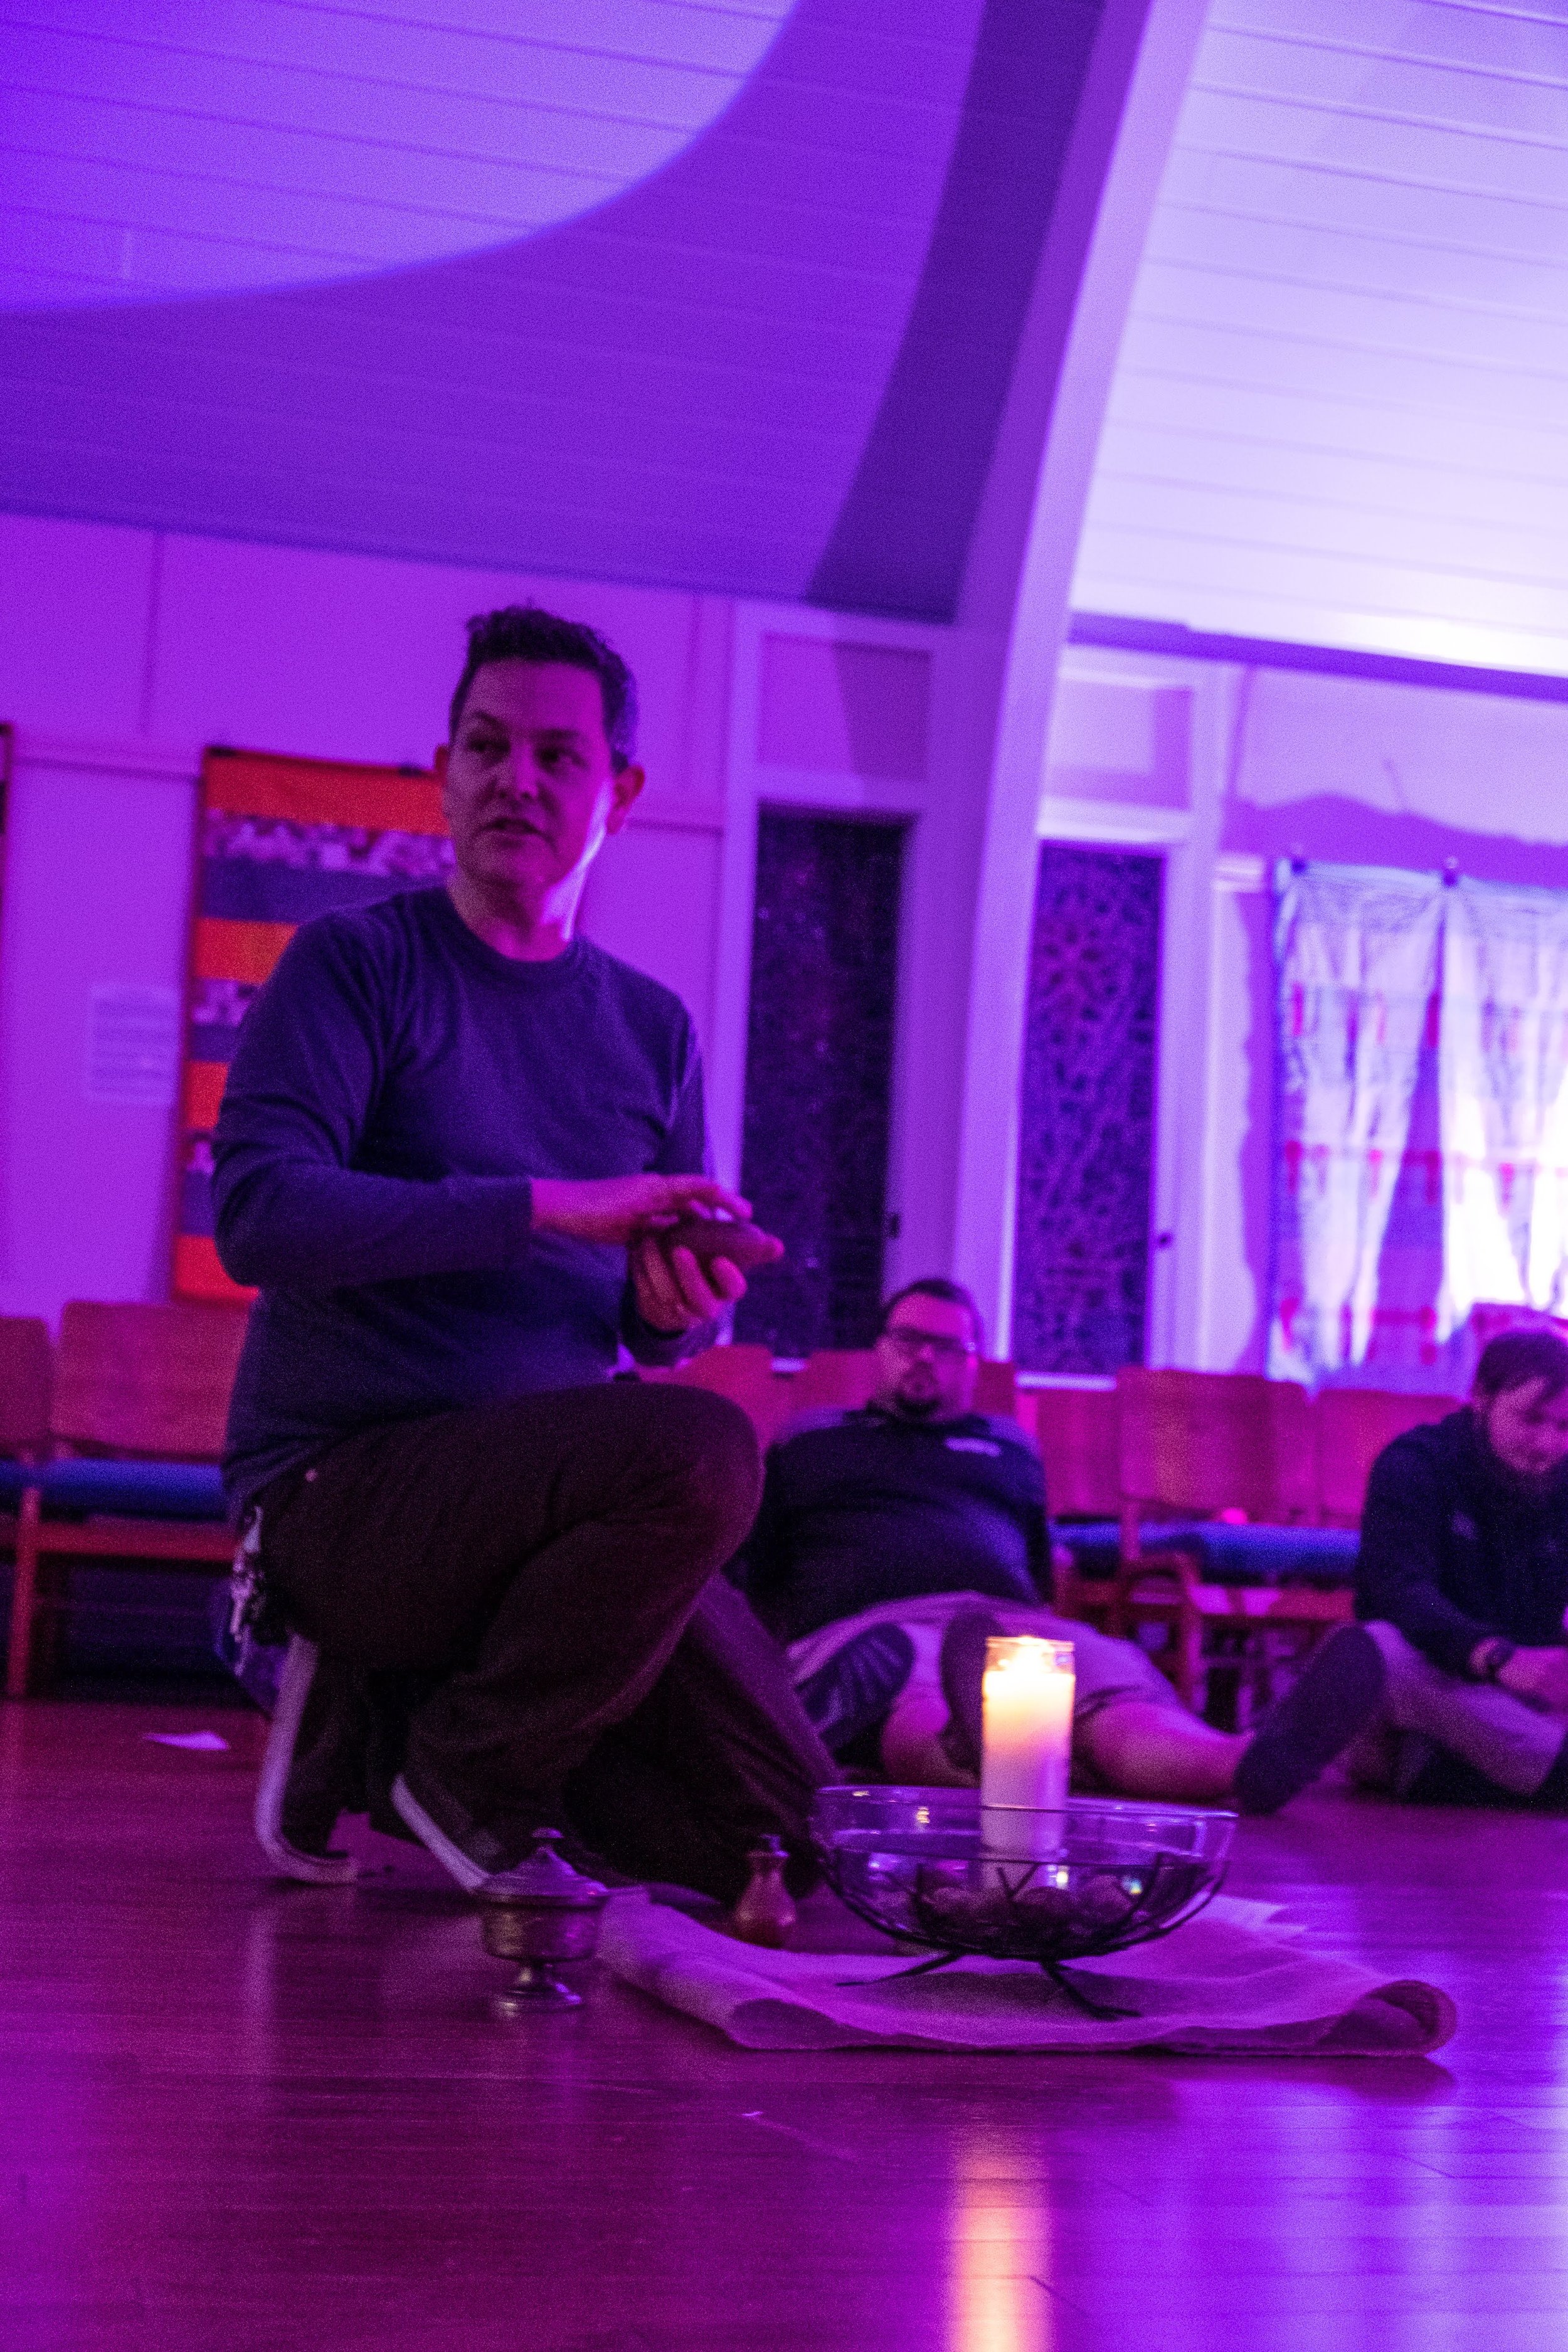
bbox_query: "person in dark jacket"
[218,604,831,1899]
[1353,1328,1568,1804]
[740,1279,1385,1812]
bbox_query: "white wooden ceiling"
[1072,0,1568,674]
[0,1,798,307]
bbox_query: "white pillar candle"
[980,1636,1074,1860]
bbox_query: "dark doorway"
[1012,843,1162,1374]
[735,809,907,1357]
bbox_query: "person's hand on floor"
[1495,1645,1568,1713]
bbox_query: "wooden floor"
[3,1700,1567,2352]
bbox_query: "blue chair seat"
[1058,1520,1359,1591]
[0,1458,228,1522]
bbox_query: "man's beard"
[891,1388,941,1422]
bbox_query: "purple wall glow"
[3,1,798,309]
[0,0,1110,622]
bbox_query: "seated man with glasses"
[737,1279,1381,1811]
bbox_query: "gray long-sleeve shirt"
[214,886,714,1512]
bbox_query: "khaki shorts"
[787,1589,1186,1734]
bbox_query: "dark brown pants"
[258,1382,834,1898]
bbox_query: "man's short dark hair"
[879,1278,984,1353]
[1474,1328,1568,1406]
[448,605,639,771]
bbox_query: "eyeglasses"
[879,1327,976,1364]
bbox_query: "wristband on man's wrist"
[1472,1636,1516,1682]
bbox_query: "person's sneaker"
[1234,1623,1387,1816]
[937,1608,1006,1777]
[254,1636,366,1885]
[795,1624,915,1757]
[391,1764,635,1895]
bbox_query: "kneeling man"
[739,1279,1380,1813]
[216,605,830,1896]
[1352,1329,1568,1806]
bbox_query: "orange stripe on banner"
[183,1061,228,1131]
[203,749,446,835]
[193,917,294,983]
[173,1234,255,1307]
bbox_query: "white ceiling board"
[1073,0,1568,672]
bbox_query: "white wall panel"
[578,819,724,1059]
[0,512,154,736]
[1073,0,1568,673]
[0,515,899,1321]
[0,750,194,1323]
[148,533,718,797]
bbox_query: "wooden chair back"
[973,1359,1017,1419]
[670,1344,793,1448]
[0,1316,51,1459]
[1116,1367,1316,1526]
[1315,1388,1459,1526]
[787,1349,877,1418]
[1034,1383,1120,1518]
[53,1301,250,1461]
[785,1348,1022,1428]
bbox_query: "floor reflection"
[948,2128,1052,2352]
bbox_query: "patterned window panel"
[1011,844,1163,1375]
[176,747,452,1303]
[734,808,906,1357]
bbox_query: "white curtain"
[1441,878,1568,1328]
[1270,863,1444,1384]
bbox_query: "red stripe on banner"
[193,918,294,984]
[179,746,446,1310]
[203,748,445,834]
[183,1062,228,1132]
[173,1234,255,1307]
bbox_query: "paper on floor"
[141,1730,230,1752]
[599,1892,1455,2057]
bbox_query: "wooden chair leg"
[1110,1505,1139,1638]
[1171,1602,1201,1710]
[1111,1546,1203,1710]
[6,1486,41,1700]
[32,1559,69,1691]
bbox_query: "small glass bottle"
[729,1834,797,1947]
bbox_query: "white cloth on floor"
[599,1892,1456,2057]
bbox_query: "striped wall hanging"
[176,746,450,1304]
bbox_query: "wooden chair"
[6,1301,248,1698]
[785,1349,1022,1429]
[785,1348,878,1419]
[1032,1382,1121,1623]
[0,1315,54,1584]
[973,1359,1017,1419]
[1111,1368,1345,1707]
[1032,1383,1120,1520]
[0,1315,52,1462]
[667,1343,795,1449]
[1315,1388,1459,1528]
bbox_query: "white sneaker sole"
[390,1771,490,1893]
[253,1634,358,1885]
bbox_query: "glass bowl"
[812,1786,1234,2000]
